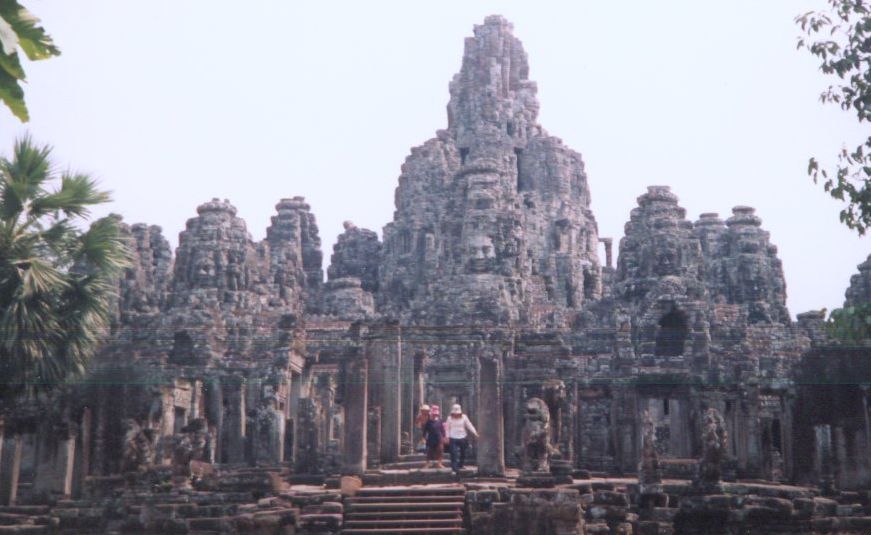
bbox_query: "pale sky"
[1,1,867,317]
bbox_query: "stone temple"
[1,15,871,535]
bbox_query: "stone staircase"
[342,484,465,534]
[0,505,55,534]
[366,453,478,486]
[381,453,427,470]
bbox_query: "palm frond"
[73,216,130,275]
[13,256,68,298]
[38,218,75,255]
[0,135,53,220]
[29,172,110,220]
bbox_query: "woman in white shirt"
[446,404,478,473]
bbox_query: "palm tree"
[0,136,128,404]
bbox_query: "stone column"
[55,436,76,497]
[814,424,835,493]
[205,379,224,463]
[862,386,871,471]
[401,344,415,453]
[289,371,302,460]
[367,407,381,469]
[834,426,848,488]
[367,322,402,464]
[92,397,107,476]
[160,385,175,438]
[0,435,22,505]
[190,380,203,420]
[745,386,762,475]
[477,356,505,476]
[74,408,92,498]
[343,358,368,475]
[222,380,247,464]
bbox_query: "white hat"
[420,404,431,412]
[451,404,462,415]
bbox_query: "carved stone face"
[466,232,496,273]
[524,397,550,425]
[652,236,680,276]
[543,380,566,408]
[737,257,768,301]
[193,251,216,287]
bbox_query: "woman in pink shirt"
[446,404,478,474]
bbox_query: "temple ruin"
[1,15,870,535]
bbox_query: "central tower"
[379,15,602,328]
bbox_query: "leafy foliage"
[797,0,871,235]
[0,136,129,403]
[825,303,871,344]
[0,1,59,122]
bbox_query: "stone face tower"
[379,16,601,327]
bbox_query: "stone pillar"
[205,379,224,463]
[834,426,848,488]
[55,437,76,497]
[160,385,175,438]
[92,397,107,476]
[745,386,762,475]
[367,407,381,469]
[814,424,835,493]
[74,408,92,498]
[343,358,368,475]
[477,356,505,476]
[190,380,203,420]
[0,435,22,505]
[401,345,414,452]
[367,322,402,464]
[289,371,302,464]
[222,380,247,463]
[862,386,871,471]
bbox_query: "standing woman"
[423,404,446,469]
[446,404,478,474]
[416,404,431,452]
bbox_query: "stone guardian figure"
[639,410,662,488]
[122,419,157,473]
[520,397,553,473]
[697,408,728,490]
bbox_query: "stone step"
[346,510,461,520]
[383,461,429,469]
[0,508,49,516]
[0,526,49,534]
[348,495,465,504]
[345,518,463,529]
[347,502,464,512]
[363,470,475,486]
[356,485,464,497]
[342,528,464,534]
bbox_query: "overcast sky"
[1,1,867,317]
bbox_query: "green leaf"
[0,48,23,79]
[1,4,58,61]
[0,63,26,121]
[0,10,18,55]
